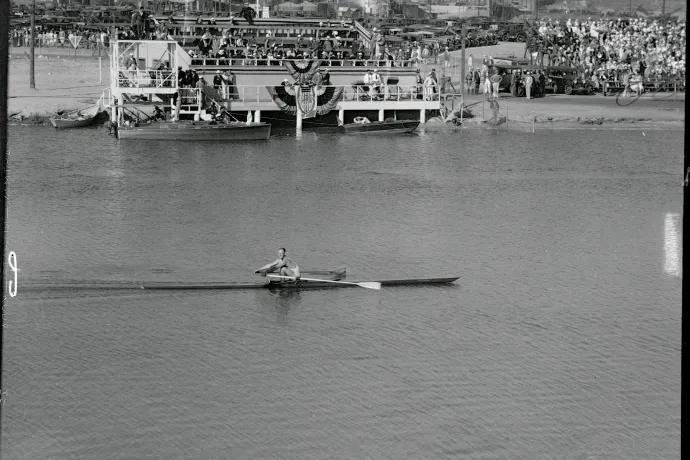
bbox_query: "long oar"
[266,274,381,290]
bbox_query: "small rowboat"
[50,103,102,129]
[341,118,420,134]
[116,120,271,141]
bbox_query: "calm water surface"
[3,126,682,460]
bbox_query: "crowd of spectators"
[10,27,111,49]
[525,16,685,89]
[183,24,451,68]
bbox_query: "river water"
[3,125,682,459]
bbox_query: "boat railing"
[218,84,443,104]
[187,57,434,69]
[177,87,202,111]
[117,69,177,89]
[101,86,112,108]
[345,83,442,102]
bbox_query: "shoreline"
[8,42,684,130]
[9,116,684,131]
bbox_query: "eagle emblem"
[297,85,317,117]
[267,60,344,118]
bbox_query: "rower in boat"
[254,248,301,281]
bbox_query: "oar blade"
[358,282,381,290]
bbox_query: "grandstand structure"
[105,17,445,130]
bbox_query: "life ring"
[353,117,370,124]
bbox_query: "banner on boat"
[266,59,343,118]
[297,85,317,119]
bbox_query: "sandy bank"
[8,53,110,121]
[452,92,685,128]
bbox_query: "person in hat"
[137,6,147,39]
[363,69,375,98]
[371,68,382,97]
[196,76,207,108]
[156,19,168,40]
[510,69,518,97]
[441,45,451,68]
[415,68,424,99]
[213,70,223,91]
[131,7,143,38]
[125,52,138,83]
[423,72,436,100]
[239,2,256,25]
[321,68,331,86]
[465,68,475,96]
[223,69,237,99]
[489,68,501,98]
[525,71,534,99]
[355,51,365,66]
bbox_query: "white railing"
[113,40,179,89]
[116,69,177,89]
[186,57,440,68]
[208,84,444,104]
[177,87,202,111]
[102,87,112,108]
[346,83,442,102]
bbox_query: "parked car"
[495,23,527,42]
[543,66,595,94]
[491,64,593,96]
[479,30,499,45]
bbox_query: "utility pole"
[30,0,36,88]
[534,0,538,20]
[461,21,466,97]
[662,0,665,15]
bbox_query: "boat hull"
[341,120,420,134]
[50,104,101,129]
[117,121,271,141]
[50,116,97,129]
[141,276,459,290]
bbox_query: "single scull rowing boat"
[140,268,458,290]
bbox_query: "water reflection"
[266,288,302,322]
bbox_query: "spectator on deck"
[423,72,436,100]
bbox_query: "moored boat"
[116,119,271,141]
[341,118,420,134]
[50,103,102,129]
